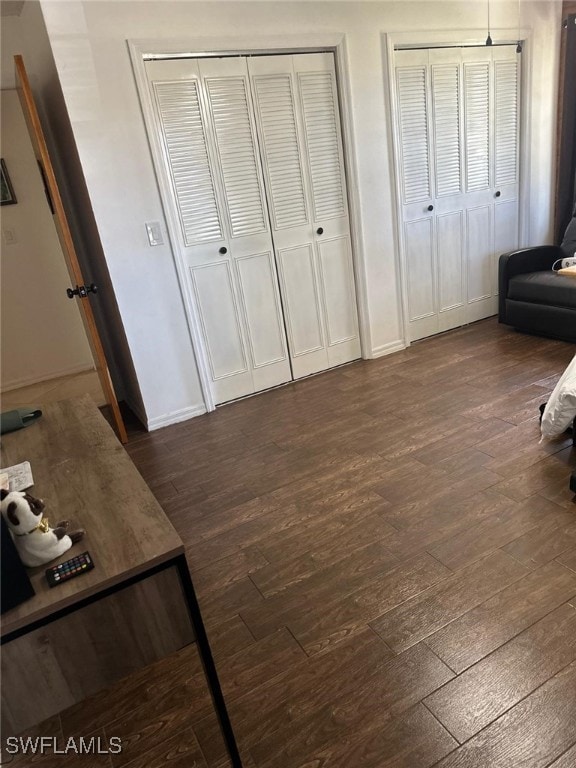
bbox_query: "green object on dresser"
[0,408,42,435]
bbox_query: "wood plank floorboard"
[293,703,458,768]
[501,519,576,567]
[547,743,576,768]
[557,547,576,572]
[14,319,576,768]
[283,552,451,655]
[431,661,576,768]
[369,550,529,652]
[119,728,208,768]
[423,602,576,742]
[424,560,576,672]
[248,643,454,768]
[428,495,576,571]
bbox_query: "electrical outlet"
[561,257,576,268]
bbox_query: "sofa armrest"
[498,245,563,322]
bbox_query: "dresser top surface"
[1,395,184,636]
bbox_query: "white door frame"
[128,34,371,413]
[384,27,532,348]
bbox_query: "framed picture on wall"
[1,159,17,205]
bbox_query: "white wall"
[0,89,94,390]
[1,16,24,89]
[27,0,561,427]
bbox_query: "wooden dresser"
[0,396,242,766]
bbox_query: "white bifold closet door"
[395,46,521,342]
[145,53,360,404]
[248,54,360,378]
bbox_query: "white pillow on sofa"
[541,353,576,439]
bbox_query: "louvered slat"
[396,67,431,202]
[299,71,346,220]
[464,63,490,191]
[252,75,308,230]
[154,80,223,245]
[206,77,268,237]
[494,60,519,186]
[431,64,461,196]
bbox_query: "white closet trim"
[388,28,531,49]
[129,35,372,414]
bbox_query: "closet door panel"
[494,199,519,257]
[431,62,462,198]
[463,59,490,192]
[396,49,437,341]
[200,58,294,397]
[317,236,359,350]
[494,53,520,188]
[429,49,465,333]
[146,57,291,404]
[203,74,268,239]
[404,216,437,341]
[190,262,249,381]
[437,211,465,333]
[297,68,347,225]
[467,205,493,311]
[494,199,519,294]
[461,53,493,325]
[492,47,520,300]
[250,71,309,232]
[277,244,327,376]
[235,252,288,369]
[249,53,359,377]
[293,53,360,366]
[395,50,432,204]
[151,74,224,246]
[437,211,464,312]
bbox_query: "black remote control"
[45,551,94,587]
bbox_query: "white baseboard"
[146,403,207,431]
[370,339,406,358]
[1,363,96,392]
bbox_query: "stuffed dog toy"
[0,488,84,567]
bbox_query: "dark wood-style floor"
[16,319,576,768]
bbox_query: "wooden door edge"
[14,54,128,444]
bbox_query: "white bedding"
[541,353,576,439]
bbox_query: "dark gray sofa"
[498,217,576,344]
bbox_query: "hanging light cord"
[486,0,493,45]
[517,0,522,52]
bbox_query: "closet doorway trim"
[129,35,369,413]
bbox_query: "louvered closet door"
[397,48,461,341]
[145,57,291,403]
[462,46,520,322]
[248,53,361,379]
[486,46,520,315]
[395,46,520,341]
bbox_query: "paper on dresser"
[0,461,34,492]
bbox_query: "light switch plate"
[2,227,17,245]
[145,221,164,246]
